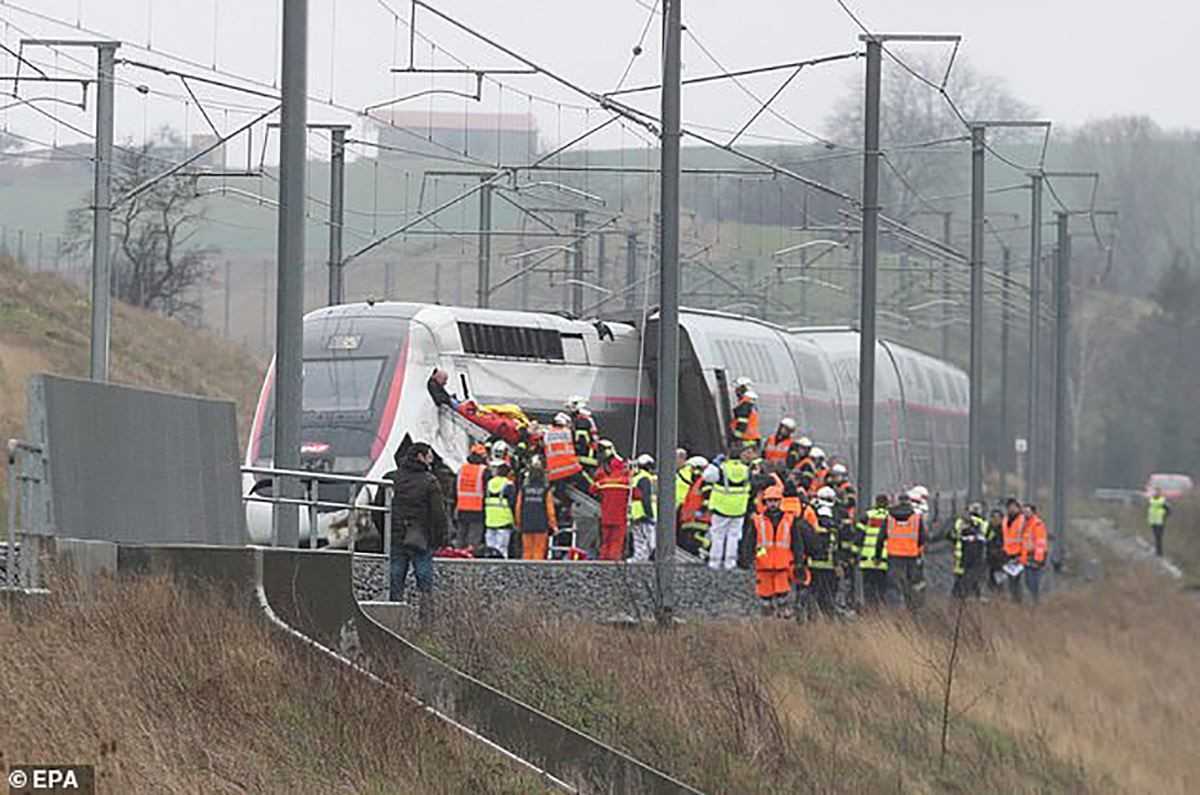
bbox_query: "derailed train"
[244,301,968,544]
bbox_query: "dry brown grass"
[0,577,544,794]
[422,569,1200,793]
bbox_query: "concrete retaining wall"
[355,557,760,620]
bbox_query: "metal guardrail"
[241,465,395,571]
[5,438,47,590]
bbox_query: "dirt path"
[1073,516,1184,581]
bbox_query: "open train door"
[644,315,725,457]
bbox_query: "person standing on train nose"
[703,445,754,570]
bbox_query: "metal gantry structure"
[0,0,1119,566]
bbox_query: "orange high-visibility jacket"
[1002,514,1026,557]
[456,462,486,512]
[755,512,795,572]
[680,478,710,526]
[762,434,793,466]
[730,396,761,443]
[1021,514,1048,566]
[543,427,583,481]
[886,513,922,558]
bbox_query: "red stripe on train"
[372,335,410,461]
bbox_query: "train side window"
[457,322,565,360]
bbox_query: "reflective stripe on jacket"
[858,507,889,570]
[730,397,761,442]
[1147,496,1169,526]
[1002,514,1025,556]
[543,427,583,481]
[809,510,838,569]
[456,462,486,512]
[762,434,792,465]
[1020,514,1048,566]
[952,515,988,575]
[886,513,921,558]
[484,475,515,529]
[755,512,795,571]
[709,459,751,517]
[630,470,657,521]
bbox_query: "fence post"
[5,446,16,589]
[383,484,393,598]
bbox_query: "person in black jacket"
[387,442,449,605]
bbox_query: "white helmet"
[831,463,848,476]
[565,395,587,412]
[817,486,837,505]
[597,438,616,453]
[797,436,813,448]
[553,412,571,427]
[780,417,797,431]
[910,485,929,502]
[734,376,753,390]
[637,453,655,468]
[811,447,827,461]
[686,455,709,469]
[491,440,509,457]
[676,447,688,459]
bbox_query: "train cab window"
[457,322,565,360]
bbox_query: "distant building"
[367,110,539,163]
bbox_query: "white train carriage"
[244,301,969,544]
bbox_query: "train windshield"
[250,313,411,473]
[303,358,386,413]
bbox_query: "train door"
[644,319,725,457]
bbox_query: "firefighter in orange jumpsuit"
[590,439,632,561]
[754,486,807,617]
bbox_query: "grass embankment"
[0,255,265,515]
[422,571,1200,793]
[0,577,544,794]
[1083,496,1200,585]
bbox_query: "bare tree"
[1070,116,1197,293]
[825,54,1036,221]
[66,128,214,321]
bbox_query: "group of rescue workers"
[427,371,1052,616]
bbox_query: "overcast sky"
[1,0,1196,158]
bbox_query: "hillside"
[0,255,265,512]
